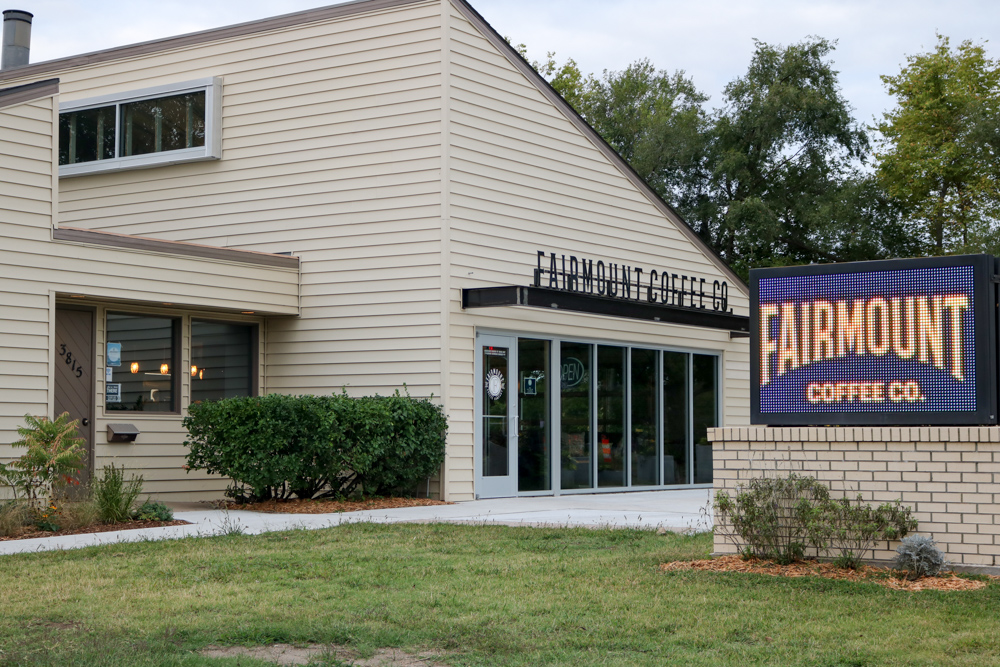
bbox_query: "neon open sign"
[751,255,997,425]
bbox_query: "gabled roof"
[0,0,746,292]
[0,78,58,109]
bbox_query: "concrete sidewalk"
[0,489,713,556]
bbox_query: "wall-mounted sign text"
[751,255,997,426]
[535,250,731,313]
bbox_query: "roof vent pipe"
[1,10,32,70]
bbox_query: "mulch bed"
[0,519,191,542]
[661,554,997,591]
[222,497,451,514]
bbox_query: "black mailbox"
[107,423,140,443]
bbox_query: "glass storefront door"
[477,335,517,498]
[476,331,719,496]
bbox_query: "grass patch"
[0,524,996,666]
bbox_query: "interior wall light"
[130,362,139,374]
[191,365,198,377]
[160,363,169,375]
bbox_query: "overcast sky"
[11,0,998,129]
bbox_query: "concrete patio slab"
[0,489,714,556]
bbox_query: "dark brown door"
[54,307,95,486]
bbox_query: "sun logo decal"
[486,368,505,400]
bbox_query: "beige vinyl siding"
[0,1,447,399]
[0,94,297,499]
[442,4,750,499]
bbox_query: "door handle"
[82,418,90,426]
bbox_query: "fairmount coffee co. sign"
[534,250,732,313]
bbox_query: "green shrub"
[184,393,345,502]
[134,500,173,522]
[94,464,144,523]
[807,494,917,569]
[714,473,830,564]
[183,391,448,502]
[0,413,85,507]
[715,473,917,567]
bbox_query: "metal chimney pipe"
[1,10,32,70]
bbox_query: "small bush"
[0,413,85,507]
[807,495,917,569]
[184,391,448,502]
[895,534,946,579]
[94,464,144,523]
[714,473,830,564]
[134,500,173,522]
[715,473,917,567]
[0,500,31,537]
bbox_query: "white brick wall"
[708,426,1000,566]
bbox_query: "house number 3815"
[59,343,84,378]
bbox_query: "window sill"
[60,146,219,178]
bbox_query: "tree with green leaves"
[875,36,1000,254]
[699,37,916,276]
[523,39,915,278]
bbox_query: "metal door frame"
[474,332,518,498]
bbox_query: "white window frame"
[58,77,223,178]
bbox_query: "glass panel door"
[663,352,690,485]
[518,339,551,492]
[477,335,517,498]
[560,342,593,489]
[597,345,626,488]
[693,354,718,484]
[630,348,659,486]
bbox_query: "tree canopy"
[875,36,1000,254]
[518,34,996,278]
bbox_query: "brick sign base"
[707,427,1000,567]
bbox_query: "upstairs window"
[59,78,221,177]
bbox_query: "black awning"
[462,286,750,333]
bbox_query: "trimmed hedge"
[183,392,447,501]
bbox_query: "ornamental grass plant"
[93,464,145,524]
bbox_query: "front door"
[476,334,517,498]
[54,306,95,487]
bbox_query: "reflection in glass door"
[663,352,689,485]
[597,345,625,488]
[518,339,550,492]
[560,342,592,489]
[478,335,517,498]
[631,349,658,486]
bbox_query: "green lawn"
[0,524,996,666]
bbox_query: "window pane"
[191,321,253,403]
[518,339,550,492]
[631,348,658,486]
[560,342,592,489]
[121,91,206,157]
[59,106,115,165]
[663,352,689,485]
[483,346,509,477]
[693,354,718,484]
[106,313,176,412]
[597,345,625,488]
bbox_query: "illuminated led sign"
[751,256,997,425]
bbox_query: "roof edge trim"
[53,227,300,269]
[448,0,748,295]
[0,78,58,109]
[0,0,429,82]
